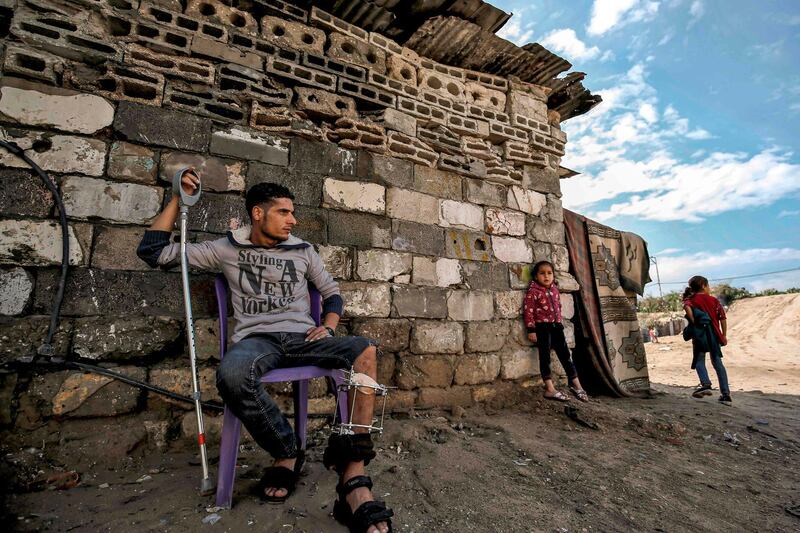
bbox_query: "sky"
[491,0,800,295]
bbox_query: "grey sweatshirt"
[137,226,342,343]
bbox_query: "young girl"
[682,275,732,404]
[524,260,589,402]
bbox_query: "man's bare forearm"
[149,196,180,231]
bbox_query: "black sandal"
[333,475,394,533]
[256,450,305,503]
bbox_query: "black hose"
[0,139,69,359]
[0,140,222,412]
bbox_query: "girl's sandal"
[543,390,569,402]
[333,475,394,533]
[257,450,305,503]
[569,387,589,402]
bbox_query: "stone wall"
[0,0,580,446]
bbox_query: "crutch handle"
[173,167,202,207]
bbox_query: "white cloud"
[778,210,800,218]
[539,28,601,61]
[497,13,534,45]
[647,248,800,294]
[688,1,705,27]
[559,64,800,223]
[587,0,660,36]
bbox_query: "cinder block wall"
[0,0,579,446]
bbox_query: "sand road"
[647,293,800,394]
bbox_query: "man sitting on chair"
[137,170,392,533]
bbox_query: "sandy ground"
[3,295,799,532]
[646,294,800,395]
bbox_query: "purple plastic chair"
[213,274,349,509]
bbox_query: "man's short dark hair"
[245,182,295,219]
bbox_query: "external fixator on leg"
[330,369,393,437]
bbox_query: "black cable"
[0,140,69,359]
[0,140,222,412]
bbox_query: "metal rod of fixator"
[174,168,215,496]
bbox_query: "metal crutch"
[173,168,215,496]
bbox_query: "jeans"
[535,322,577,381]
[694,351,730,395]
[216,332,374,459]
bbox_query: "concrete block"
[0,168,53,218]
[492,236,533,264]
[386,188,439,224]
[391,286,448,318]
[302,51,367,82]
[465,70,508,91]
[0,132,106,177]
[323,178,385,214]
[352,318,411,352]
[51,366,147,417]
[461,136,494,161]
[0,219,86,266]
[265,55,337,91]
[391,220,445,256]
[0,79,113,134]
[412,256,461,287]
[410,321,463,354]
[485,208,525,236]
[438,153,487,180]
[329,117,387,153]
[507,85,548,122]
[418,90,468,116]
[357,152,414,188]
[464,178,506,207]
[560,293,574,320]
[501,347,537,380]
[556,272,580,292]
[3,44,64,84]
[292,206,327,244]
[318,245,352,279]
[397,96,447,126]
[0,267,33,315]
[247,163,320,206]
[329,211,391,249]
[295,87,356,120]
[417,124,461,155]
[439,200,483,231]
[487,121,529,143]
[160,151,245,192]
[446,114,483,138]
[164,80,246,123]
[185,0,257,33]
[461,261,509,291]
[337,78,396,108]
[115,102,211,151]
[369,32,404,55]
[509,263,532,290]
[445,229,491,262]
[507,186,546,215]
[464,81,506,112]
[124,43,215,84]
[107,142,157,185]
[455,354,501,385]
[504,140,545,166]
[339,281,391,317]
[91,226,150,271]
[216,63,292,107]
[191,35,263,70]
[447,290,494,321]
[73,316,181,361]
[0,316,72,363]
[260,15,325,54]
[413,165,462,199]
[328,32,386,74]
[356,249,412,281]
[466,104,509,125]
[65,63,165,107]
[495,291,525,319]
[210,126,289,166]
[249,103,322,138]
[418,67,465,102]
[552,244,570,272]
[395,355,455,390]
[374,108,417,136]
[150,366,220,407]
[465,321,509,352]
[385,53,417,86]
[532,242,553,264]
[290,137,357,177]
[310,7,369,41]
[62,176,162,225]
[529,218,565,245]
